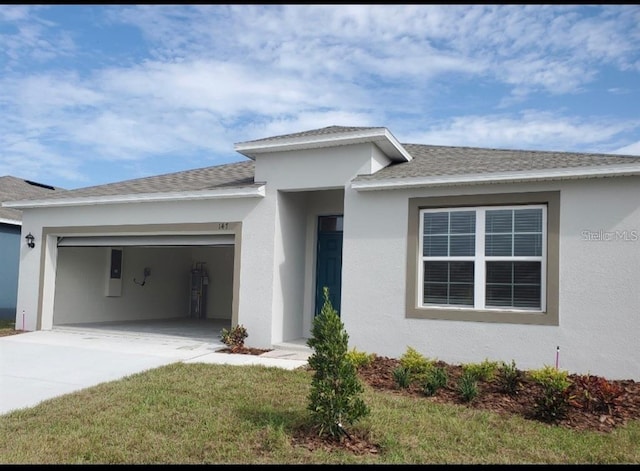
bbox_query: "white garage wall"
[53,247,190,323]
[16,196,260,332]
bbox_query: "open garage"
[45,234,235,339]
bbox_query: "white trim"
[352,165,640,191]
[234,128,412,162]
[419,204,546,312]
[0,218,21,226]
[2,185,266,209]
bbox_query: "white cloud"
[0,5,76,70]
[613,141,640,156]
[0,133,85,184]
[0,5,638,187]
[400,111,639,154]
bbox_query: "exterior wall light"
[25,232,35,248]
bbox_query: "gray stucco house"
[4,126,640,380]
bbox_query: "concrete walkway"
[0,328,310,416]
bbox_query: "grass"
[0,319,15,329]
[0,358,639,464]
[1,322,639,464]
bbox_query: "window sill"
[406,306,558,326]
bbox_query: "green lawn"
[0,319,15,330]
[1,361,638,464]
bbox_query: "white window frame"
[418,204,547,312]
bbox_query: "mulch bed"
[292,355,640,455]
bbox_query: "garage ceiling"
[57,234,234,247]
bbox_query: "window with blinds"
[420,205,546,311]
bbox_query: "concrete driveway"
[0,327,309,416]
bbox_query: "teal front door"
[315,215,343,316]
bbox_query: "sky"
[1,4,639,190]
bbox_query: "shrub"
[392,366,412,389]
[497,360,522,395]
[462,358,499,382]
[457,371,479,402]
[399,346,435,384]
[306,287,370,439]
[422,366,448,396]
[346,347,376,369]
[529,365,572,422]
[220,324,248,351]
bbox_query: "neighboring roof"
[352,143,640,189]
[0,176,62,223]
[234,125,412,162]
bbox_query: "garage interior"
[51,237,234,343]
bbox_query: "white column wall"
[14,227,50,331]
[253,144,378,346]
[233,195,277,348]
[342,176,640,380]
[272,191,307,344]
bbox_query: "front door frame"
[314,215,343,316]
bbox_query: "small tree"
[306,287,369,439]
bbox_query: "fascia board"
[2,185,266,209]
[234,128,412,162]
[0,218,21,226]
[351,165,640,191]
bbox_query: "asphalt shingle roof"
[235,125,385,146]
[0,176,63,222]
[11,160,257,202]
[5,127,640,206]
[353,143,640,183]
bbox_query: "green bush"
[399,346,435,384]
[462,358,499,382]
[497,360,521,395]
[392,366,412,389]
[528,365,572,422]
[346,347,376,369]
[306,287,370,439]
[457,371,479,402]
[422,366,448,396]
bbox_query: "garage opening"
[52,234,235,342]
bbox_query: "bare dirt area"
[0,329,24,338]
[217,346,272,355]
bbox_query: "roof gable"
[234,125,412,162]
